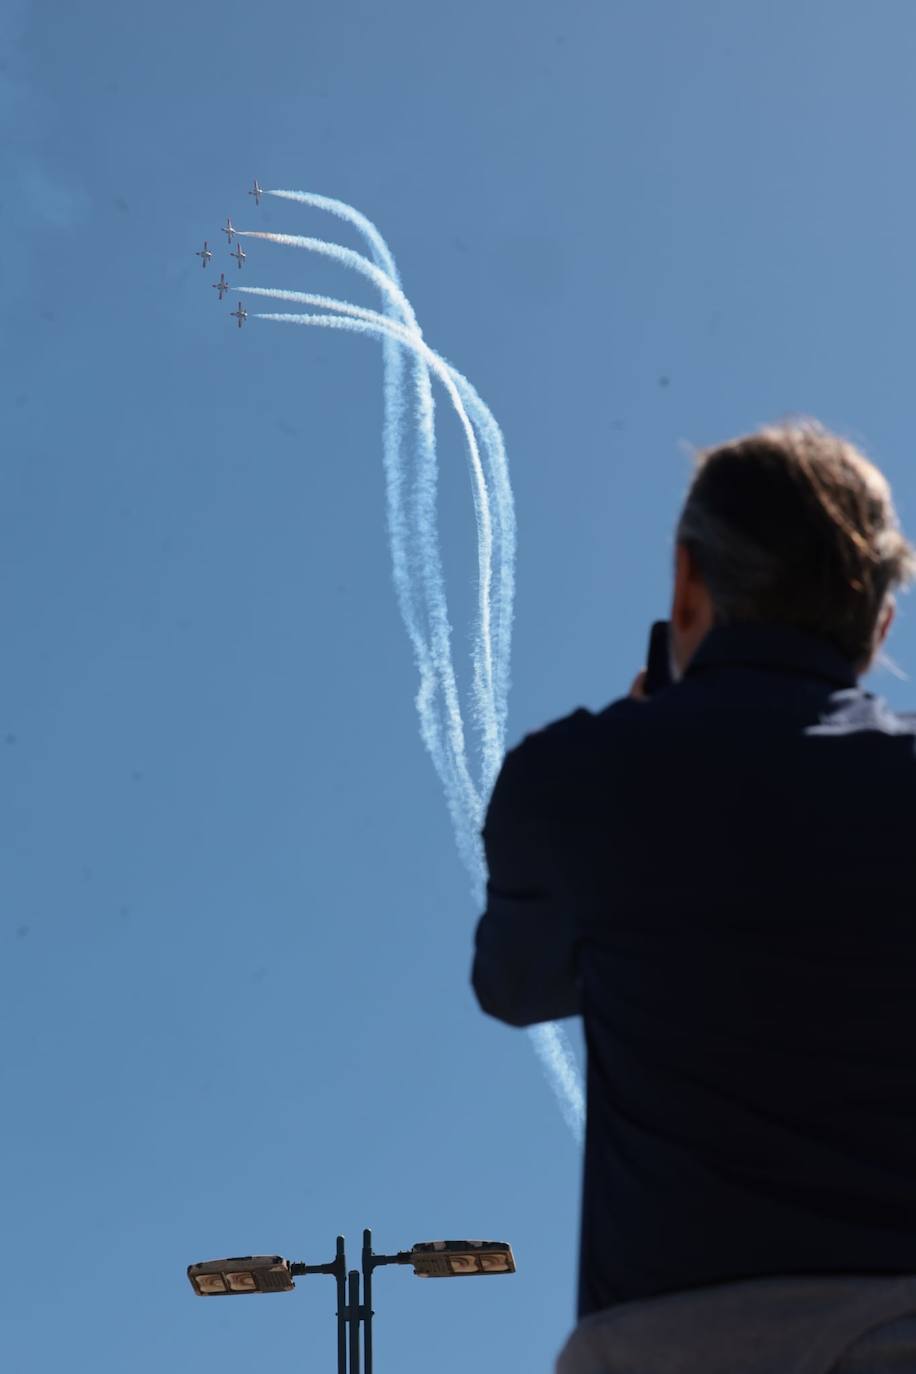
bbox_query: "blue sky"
[4,2,916,1370]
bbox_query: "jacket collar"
[685,622,859,689]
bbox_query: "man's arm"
[471,737,581,1028]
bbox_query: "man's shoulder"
[500,698,649,796]
[509,704,593,757]
[493,707,594,806]
[506,700,635,766]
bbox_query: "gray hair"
[674,417,916,672]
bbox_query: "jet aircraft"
[222,216,236,243]
[196,240,213,268]
[248,179,262,205]
[211,272,230,300]
[230,242,246,269]
[230,304,248,329]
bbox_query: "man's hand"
[629,669,648,701]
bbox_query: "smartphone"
[643,620,673,696]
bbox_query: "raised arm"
[471,736,582,1028]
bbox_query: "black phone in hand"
[643,620,673,695]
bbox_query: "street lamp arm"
[290,1260,340,1277]
[366,1251,413,1271]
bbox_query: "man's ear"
[860,600,896,676]
[671,542,701,632]
[879,600,895,648]
[671,543,686,627]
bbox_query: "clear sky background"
[3,2,916,1370]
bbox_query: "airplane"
[230,242,246,269]
[222,216,236,243]
[230,303,247,329]
[211,272,230,300]
[196,240,213,268]
[248,179,262,205]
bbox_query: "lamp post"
[187,1228,516,1373]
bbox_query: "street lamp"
[188,1255,300,1295]
[407,1239,516,1277]
[187,1229,515,1373]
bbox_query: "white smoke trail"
[238,280,515,775]
[237,233,482,872]
[237,208,585,1141]
[235,228,499,805]
[529,1023,586,1141]
[259,190,515,774]
[236,230,413,317]
[250,304,585,1140]
[264,190,398,280]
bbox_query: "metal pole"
[335,1236,347,1374]
[362,1229,374,1374]
[347,1269,360,1374]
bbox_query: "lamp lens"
[226,1271,258,1292]
[196,1274,228,1294]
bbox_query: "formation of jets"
[194,181,261,327]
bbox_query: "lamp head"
[408,1240,515,1277]
[188,1255,295,1296]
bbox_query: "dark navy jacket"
[472,622,916,1318]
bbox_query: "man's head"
[670,417,916,679]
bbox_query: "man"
[472,418,916,1374]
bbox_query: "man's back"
[473,621,916,1319]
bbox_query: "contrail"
[236,229,484,872]
[238,280,515,770]
[235,202,585,1140]
[235,230,414,318]
[255,192,515,772]
[264,190,399,280]
[235,229,499,799]
[236,284,511,790]
[260,192,517,774]
[251,304,585,1140]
